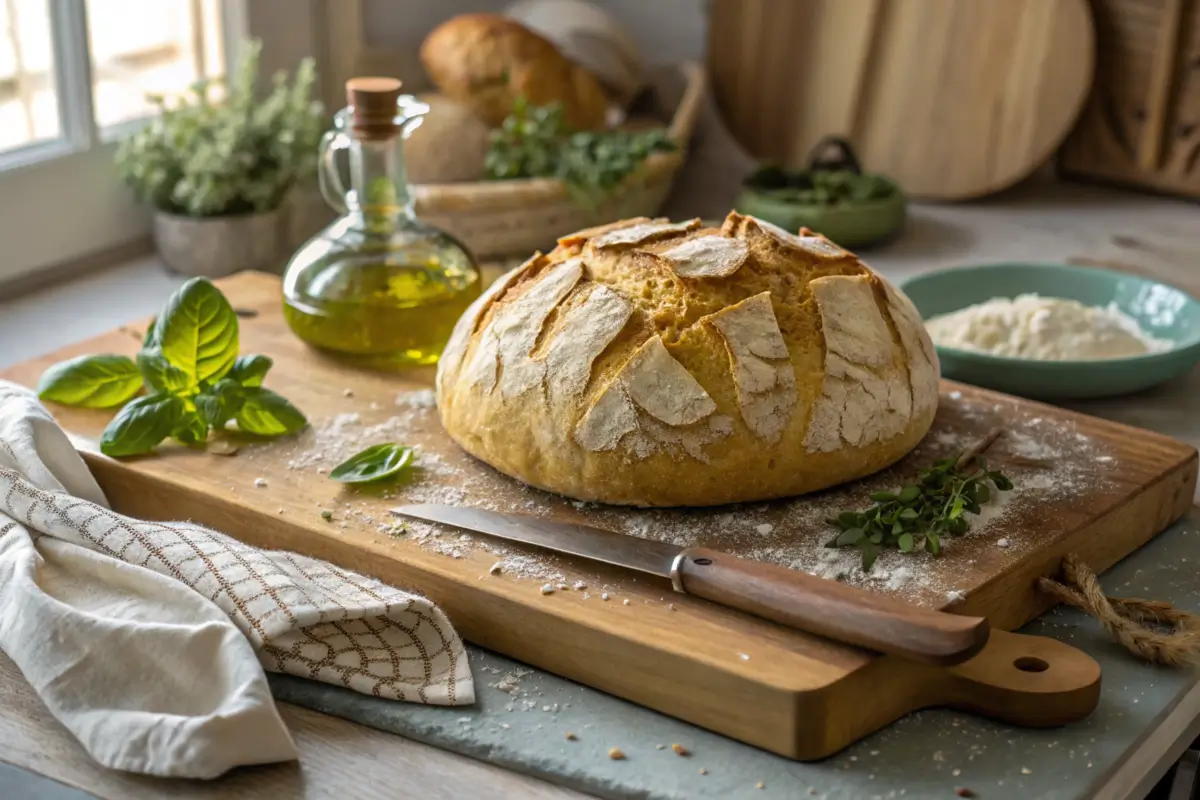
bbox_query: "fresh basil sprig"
[37,277,306,457]
[329,444,415,484]
[827,455,1013,572]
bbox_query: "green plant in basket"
[38,278,307,456]
[484,97,676,205]
[115,40,326,217]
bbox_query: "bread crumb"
[668,603,677,611]
[489,562,503,575]
[565,731,577,741]
[655,744,665,750]
[698,768,708,775]
[277,508,285,514]
[254,477,268,488]
[573,580,587,590]
[997,538,1010,548]
[739,652,750,661]
[756,523,774,535]
[608,747,625,760]
[623,598,630,605]
[671,743,689,756]
[1021,767,1032,775]
[601,592,610,601]
[756,782,764,790]
[540,584,555,595]
[946,589,967,603]
[343,388,354,397]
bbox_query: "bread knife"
[392,504,990,666]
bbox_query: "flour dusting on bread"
[705,292,796,443]
[575,381,638,451]
[618,335,716,426]
[805,275,913,453]
[491,258,583,399]
[545,284,632,409]
[589,218,701,249]
[660,235,749,279]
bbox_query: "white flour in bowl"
[925,294,1172,360]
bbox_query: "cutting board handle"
[942,629,1102,726]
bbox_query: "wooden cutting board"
[4,272,1195,760]
[708,0,1096,200]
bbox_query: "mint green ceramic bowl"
[899,263,1200,400]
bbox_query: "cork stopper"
[346,77,403,140]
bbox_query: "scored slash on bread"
[435,211,940,507]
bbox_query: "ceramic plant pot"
[153,208,283,278]
[734,136,907,250]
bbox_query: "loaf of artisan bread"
[435,212,940,507]
[420,13,609,129]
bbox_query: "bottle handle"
[318,130,351,214]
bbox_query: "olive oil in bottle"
[282,77,480,367]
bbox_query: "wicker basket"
[411,61,706,260]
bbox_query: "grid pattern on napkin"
[0,466,473,705]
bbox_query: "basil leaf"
[235,387,307,436]
[898,486,921,503]
[100,393,184,456]
[157,277,239,385]
[196,378,245,429]
[229,354,273,387]
[330,443,415,484]
[172,409,209,446]
[38,354,143,408]
[142,317,158,348]
[137,348,191,395]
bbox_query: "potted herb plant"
[115,40,327,278]
[734,137,907,250]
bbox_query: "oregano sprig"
[38,277,306,457]
[827,455,1014,572]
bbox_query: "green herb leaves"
[38,277,306,457]
[330,444,415,484]
[37,355,144,408]
[828,455,1014,572]
[100,394,185,456]
[156,277,239,386]
[235,387,307,436]
[484,97,676,205]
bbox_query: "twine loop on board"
[1037,553,1200,667]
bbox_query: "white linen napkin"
[0,381,474,778]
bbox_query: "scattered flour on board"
[242,389,1116,609]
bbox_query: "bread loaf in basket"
[435,212,939,507]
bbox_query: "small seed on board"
[608,747,625,760]
[671,743,690,756]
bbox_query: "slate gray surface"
[269,508,1200,800]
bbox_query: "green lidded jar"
[283,77,481,368]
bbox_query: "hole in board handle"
[693,558,713,566]
[1014,656,1050,673]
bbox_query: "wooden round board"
[708,0,1096,201]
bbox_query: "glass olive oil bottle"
[283,77,480,367]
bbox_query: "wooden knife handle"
[676,547,989,666]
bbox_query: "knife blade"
[392,504,989,666]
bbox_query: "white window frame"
[0,0,315,288]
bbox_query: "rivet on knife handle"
[675,547,990,666]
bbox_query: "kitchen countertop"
[1,178,1198,798]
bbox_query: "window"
[0,0,309,287]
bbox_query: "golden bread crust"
[436,211,940,507]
